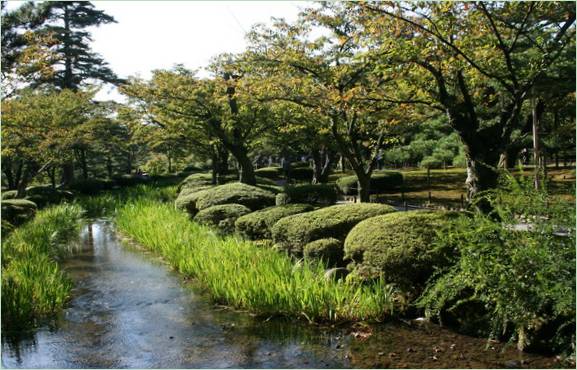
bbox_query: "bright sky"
[6,1,305,101]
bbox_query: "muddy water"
[1,221,563,368]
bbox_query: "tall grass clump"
[116,200,398,322]
[2,204,84,327]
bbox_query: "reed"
[116,200,397,322]
[2,204,84,327]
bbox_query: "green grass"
[1,204,84,327]
[116,199,398,322]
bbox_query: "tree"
[244,4,411,201]
[361,2,575,211]
[1,89,95,195]
[121,63,273,185]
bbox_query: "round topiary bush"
[336,171,403,195]
[2,190,18,200]
[235,203,314,240]
[177,172,237,193]
[174,188,211,216]
[271,203,396,255]
[254,166,283,180]
[275,184,337,206]
[289,167,314,182]
[344,210,457,291]
[25,185,74,207]
[195,183,276,211]
[1,199,38,226]
[193,204,251,233]
[303,238,344,267]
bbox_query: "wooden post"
[428,191,432,204]
[404,201,408,211]
[427,167,431,188]
[460,194,464,209]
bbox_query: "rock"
[503,360,522,368]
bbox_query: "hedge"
[174,188,211,216]
[344,211,457,291]
[303,238,343,267]
[336,171,403,195]
[235,203,314,240]
[272,203,396,255]
[1,199,38,227]
[254,167,283,180]
[194,204,251,234]
[289,167,314,182]
[276,184,337,206]
[2,190,18,200]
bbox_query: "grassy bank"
[116,199,397,322]
[1,204,84,327]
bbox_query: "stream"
[1,220,564,368]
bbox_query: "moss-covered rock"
[271,203,396,255]
[1,199,37,226]
[195,183,276,211]
[303,238,344,266]
[276,184,337,206]
[336,171,403,195]
[255,166,283,180]
[235,203,314,240]
[344,211,457,291]
[194,204,252,233]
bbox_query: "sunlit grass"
[1,204,84,327]
[116,199,398,322]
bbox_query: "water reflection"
[1,220,560,368]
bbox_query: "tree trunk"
[61,162,75,186]
[357,172,371,203]
[211,152,218,185]
[234,147,256,185]
[464,149,500,214]
[48,166,56,189]
[312,148,334,184]
[106,156,113,179]
[79,149,88,180]
[167,154,172,173]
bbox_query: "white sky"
[6,1,305,101]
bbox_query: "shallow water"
[1,221,563,368]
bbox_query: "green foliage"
[194,204,251,234]
[303,238,343,267]
[276,184,337,206]
[194,183,276,212]
[2,190,18,200]
[1,204,83,327]
[24,185,73,208]
[116,200,398,322]
[418,174,576,353]
[272,203,396,255]
[235,203,314,240]
[1,198,37,227]
[344,211,457,293]
[69,178,115,194]
[335,171,403,195]
[289,166,314,182]
[254,166,283,179]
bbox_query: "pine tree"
[31,1,122,90]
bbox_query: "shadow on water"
[1,220,565,368]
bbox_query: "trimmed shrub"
[255,166,283,180]
[276,184,337,206]
[344,211,457,291]
[195,183,276,212]
[336,171,403,195]
[2,190,18,200]
[179,185,213,198]
[1,199,38,226]
[255,176,279,187]
[290,161,310,169]
[69,179,115,194]
[174,188,211,216]
[272,203,396,255]
[194,204,251,233]
[25,185,74,207]
[177,172,237,193]
[289,167,314,182]
[303,238,343,267]
[235,203,314,240]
